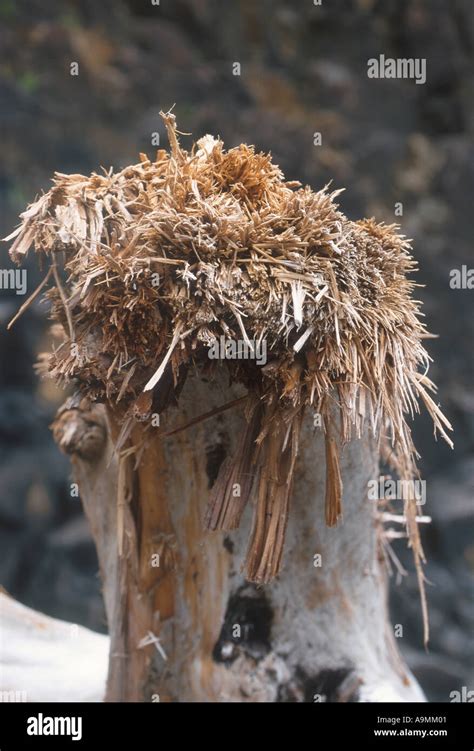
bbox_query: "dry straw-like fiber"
[5,112,452,638]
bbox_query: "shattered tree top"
[5,113,452,619]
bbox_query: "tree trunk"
[52,373,425,703]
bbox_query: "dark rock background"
[0,0,472,701]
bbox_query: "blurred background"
[0,0,473,701]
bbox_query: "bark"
[52,374,425,702]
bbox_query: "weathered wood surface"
[52,374,425,702]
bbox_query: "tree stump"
[8,112,449,703]
[53,374,425,702]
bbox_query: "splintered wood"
[6,110,452,597]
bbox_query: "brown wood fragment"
[324,414,343,527]
[245,404,304,583]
